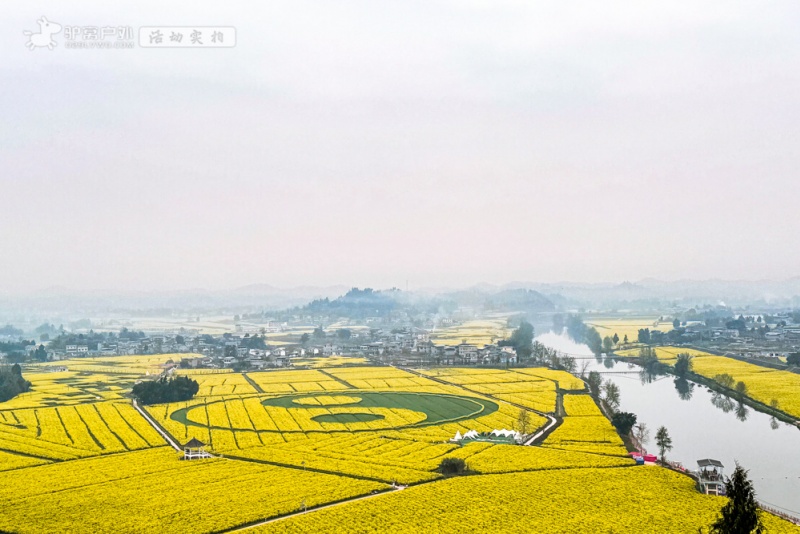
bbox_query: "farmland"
[429,318,511,347]
[586,316,673,344]
[1,356,797,532]
[0,447,386,534]
[252,466,798,533]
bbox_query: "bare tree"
[579,359,590,378]
[603,382,621,412]
[634,422,650,453]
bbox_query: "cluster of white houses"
[32,325,521,368]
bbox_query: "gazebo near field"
[183,438,211,460]
[696,459,725,496]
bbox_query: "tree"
[602,336,614,353]
[623,334,629,345]
[131,376,199,405]
[224,345,238,360]
[336,329,352,340]
[787,352,800,366]
[638,347,663,374]
[437,457,467,475]
[654,426,673,464]
[0,363,31,402]
[34,344,48,362]
[735,381,748,399]
[300,333,310,345]
[611,412,637,436]
[710,463,764,534]
[638,328,651,344]
[714,373,735,389]
[672,318,680,329]
[674,353,693,378]
[612,333,619,345]
[586,371,603,397]
[633,422,650,452]
[517,409,531,436]
[501,321,534,361]
[603,382,621,412]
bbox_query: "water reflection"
[638,367,664,385]
[735,401,749,422]
[770,417,780,430]
[711,390,736,413]
[673,377,694,401]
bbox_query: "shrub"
[438,457,467,476]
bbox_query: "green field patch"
[312,413,384,423]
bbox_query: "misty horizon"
[3,1,800,292]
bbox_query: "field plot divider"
[317,369,356,389]
[242,373,265,394]
[131,399,181,452]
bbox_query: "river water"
[535,332,800,516]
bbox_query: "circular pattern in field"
[170,391,499,434]
[311,413,384,423]
[292,395,362,407]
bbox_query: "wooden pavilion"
[183,438,211,460]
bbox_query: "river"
[535,331,800,517]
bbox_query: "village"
[21,324,520,371]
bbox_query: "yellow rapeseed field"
[587,317,674,344]
[6,360,794,532]
[251,466,800,533]
[0,447,387,534]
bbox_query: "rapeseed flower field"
[2,357,797,532]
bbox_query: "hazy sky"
[2,1,799,293]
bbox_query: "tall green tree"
[674,353,693,378]
[611,412,637,436]
[654,426,673,464]
[710,464,764,534]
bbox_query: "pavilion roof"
[697,459,724,468]
[184,438,206,448]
